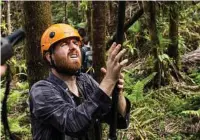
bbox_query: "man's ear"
[45,52,51,63]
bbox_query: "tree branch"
[107,8,144,48]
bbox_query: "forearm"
[99,77,116,97]
[118,91,127,117]
[99,77,127,117]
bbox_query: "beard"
[53,54,82,75]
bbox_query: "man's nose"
[68,43,76,50]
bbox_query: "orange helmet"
[41,23,82,55]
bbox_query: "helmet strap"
[49,47,56,68]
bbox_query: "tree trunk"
[168,2,180,70]
[64,1,68,23]
[11,1,24,30]
[6,0,11,34]
[23,1,52,87]
[146,1,162,88]
[91,1,106,83]
[86,1,92,43]
[107,1,118,36]
[182,48,200,70]
[106,8,144,49]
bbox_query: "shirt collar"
[47,72,68,90]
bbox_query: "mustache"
[54,56,82,73]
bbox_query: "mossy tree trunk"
[168,2,180,81]
[91,1,106,83]
[168,2,179,66]
[146,1,162,88]
[23,1,52,87]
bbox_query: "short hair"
[83,36,89,44]
[78,28,86,37]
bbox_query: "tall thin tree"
[107,1,118,35]
[168,2,180,70]
[23,1,52,87]
[64,1,68,23]
[86,1,92,42]
[91,1,106,83]
[6,0,11,34]
[146,1,162,88]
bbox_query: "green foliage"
[79,1,88,22]
[76,22,87,29]
[124,40,138,57]
[128,21,141,33]
[51,1,88,27]
[178,35,187,54]
[184,95,200,110]
[51,2,66,23]
[182,109,200,117]
[67,2,81,25]
[157,33,171,52]
[120,70,200,139]
[158,53,170,63]
[8,113,30,133]
[178,2,200,51]
[0,21,7,32]
[124,71,156,103]
[189,71,200,84]
[9,57,27,75]
[1,81,30,139]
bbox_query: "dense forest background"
[1,1,200,140]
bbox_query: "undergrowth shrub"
[1,81,31,139]
[112,70,200,140]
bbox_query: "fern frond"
[181,109,200,117]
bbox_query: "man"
[29,24,130,140]
[81,36,93,74]
[77,28,93,74]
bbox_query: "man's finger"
[118,79,124,85]
[119,59,128,68]
[119,73,124,79]
[115,49,126,62]
[108,42,117,56]
[101,67,107,75]
[118,84,123,89]
[110,44,121,60]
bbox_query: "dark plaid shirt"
[29,72,130,140]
